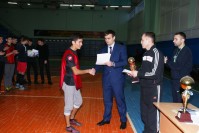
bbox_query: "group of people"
[60,30,192,133]
[0,35,53,93]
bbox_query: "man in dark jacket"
[0,35,5,93]
[37,38,52,85]
[27,39,38,85]
[93,30,128,130]
[164,32,192,102]
[130,32,164,133]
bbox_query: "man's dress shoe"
[120,122,126,129]
[97,120,110,126]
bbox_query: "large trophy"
[175,76,194,122]
[128,57,139,83]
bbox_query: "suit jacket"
[167,45,192,80]
[95,43,127,85]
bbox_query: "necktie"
[109,47,112,54]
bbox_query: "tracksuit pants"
[140,85,161,133]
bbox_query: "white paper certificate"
[122,69,132,74]
[96,53,111,65]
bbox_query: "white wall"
[127,11,144,44]
[127,0,199,44]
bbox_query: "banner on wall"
[34,30,104,38]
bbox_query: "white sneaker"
[15,83,20,89]
[19,85,25,90]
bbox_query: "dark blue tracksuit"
[167,45,192,102]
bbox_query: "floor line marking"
[127,113,137,133]
[0,95,103,99]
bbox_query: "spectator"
[4,36,16,91]
[15,36,29,90]
[37,39,52,85]
[26,39,38,85]
[0,35,6,93]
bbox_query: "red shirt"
[60,49,82,90]
[5,44,15,64]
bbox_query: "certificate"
[96,53,111,65]
[122,69,132,74]
[27,49,39,57]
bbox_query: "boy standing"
[0,35,6,93]
[15,37,28,90]
[4,36,16,91]
[60,33,94,133]
[37,39,52,84]
[27,39,38,85]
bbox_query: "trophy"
[175,76,194,122]
[128,57,139,83]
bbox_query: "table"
[154,102,199,133]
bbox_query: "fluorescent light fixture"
[122,6,131,8]
[110,6,119,8]
[85,5,95,7]
[27,3,31,6]
[8,2,18,5]
[72,4,82,7]
[60,4,69,6]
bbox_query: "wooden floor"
[0,74,134,133]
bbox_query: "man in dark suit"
[93,30,127,129]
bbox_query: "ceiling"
[0,0,142,10]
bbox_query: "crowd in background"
[0,35,52,94]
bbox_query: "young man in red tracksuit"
[60,33,94,133]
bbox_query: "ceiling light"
[110,6,119,8]
[72,4,82,7]
[85,5,95,7]
[27,3,31,6]
[8,2,18,5]
[122,6,131,8]
[60,4,69,7]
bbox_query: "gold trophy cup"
[175,76,194,122]
[128,57,136,71]
[128,57,139,83]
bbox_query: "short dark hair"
[12,35,17,39]
[174,32,186,39]
[28,38,33,42]
[143,32,156,43]
[21,36,29,42]
[104,30,115,37]
[6,35,12,39]
[37,38,45,42]
[71,33,83,42]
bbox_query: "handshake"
[88,68,96,76]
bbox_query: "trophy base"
[175,111,192,122]
[132,77,139,84]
